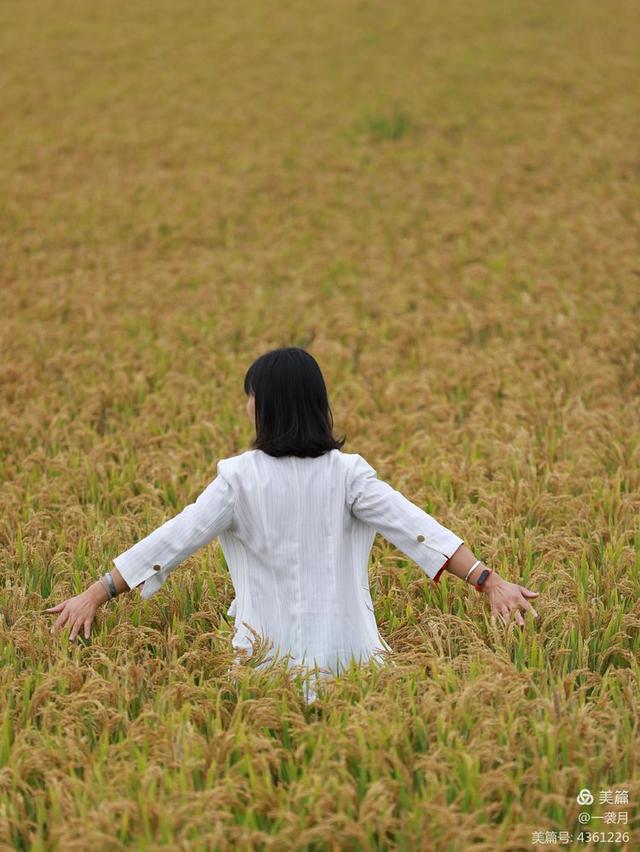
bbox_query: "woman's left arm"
[44,462,235,641]
[43,567,134,642]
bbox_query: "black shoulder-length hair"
[243,347,346,458]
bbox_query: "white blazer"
[113,448,464,699]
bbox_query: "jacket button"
[416,534,425,542]
[153,564,162,571]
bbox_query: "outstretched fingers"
[518,592,539,619]
[487,581,541,629]
[520,586,540,598]
[491,606,510,626]
[55,607,69,627]
[44,601,73,629]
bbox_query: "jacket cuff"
[428,535,464,584]
[112,554,164,596]
[432,562,448,584]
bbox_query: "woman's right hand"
[480,572,539,626]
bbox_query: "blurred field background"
[1,0,639,848]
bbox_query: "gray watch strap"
[474,568,491,588]
[104,571,117,598]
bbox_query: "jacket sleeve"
[112,460,235,599]
[346,454,464,583]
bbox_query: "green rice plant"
[354,104,412,141]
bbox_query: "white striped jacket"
[113,448,464,697]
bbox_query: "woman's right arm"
[443,543,539,626]
[347,454,540,627]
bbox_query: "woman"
[45,347,539,703]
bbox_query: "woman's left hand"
[44,590,101,641]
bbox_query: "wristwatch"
[474,568,493,592]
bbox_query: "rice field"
[1,0,639,848]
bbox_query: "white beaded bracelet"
[99,572,117,600]
[464,560,483,583]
